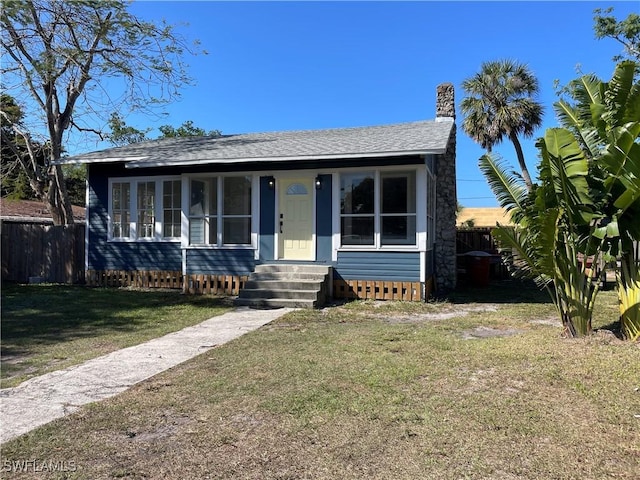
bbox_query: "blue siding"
[87,164,108,249]
[186,249,255,275]
[316,174,333,262]
[335,251,420,281]
[90,242,181,271]
[86,164,108,270]
[259,176,275,261]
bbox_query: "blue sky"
[112,1,636,207]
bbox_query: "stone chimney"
[434,82,457,294]
[436,82,456,120]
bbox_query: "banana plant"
[480,62,638,338]
[480,127,602,337]
[555,61,640,340]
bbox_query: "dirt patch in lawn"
[377,304,499,324]
[461,326,525,340]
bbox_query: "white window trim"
[182,174,257,250]
[336,167,422,253]
[161,179,183,239]
[109,180,131,240]
[108,176,181,242]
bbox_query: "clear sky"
[100,0,638,207]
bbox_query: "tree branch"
[58,11,113,140]
[0,120,47,199]
[0,26,46,111]
[70,120,105,140]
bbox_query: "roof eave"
[55,155,147,166]
[124,148,446,169]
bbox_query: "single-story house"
[59,83,457,306]
[0,198,85,224]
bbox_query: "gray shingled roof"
[60,119,454,168]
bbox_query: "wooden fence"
[333,279,423,301]
[1,220,85,284]
[456,227,510,282]
[86,270,183,289]
[457,227,500,254]
[86,269,248,295]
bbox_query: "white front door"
[278,178,314,260]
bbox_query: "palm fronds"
[478,153,527,219]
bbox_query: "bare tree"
[1,0,202,224]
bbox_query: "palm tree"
[461,60,544,191]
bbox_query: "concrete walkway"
[0,307,292,444]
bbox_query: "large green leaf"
[605,61,639,126]
[600,123,640,210]
[568,73,602,110]
[554,100,599,158]
[537,128,593,224]
[593,219,620,240]
[624,78,640,125]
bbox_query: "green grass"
[1,282,639,479]
[1,284,231,388]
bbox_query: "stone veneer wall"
[434,83,457,293]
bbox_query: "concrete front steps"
[234,264,332,309]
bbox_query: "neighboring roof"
[0,198,85,224]
[58,119,454,169]
[457,207,512,228]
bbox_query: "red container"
[466,252,491,287]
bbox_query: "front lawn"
[1,282,638,479]
[0,284,231,388]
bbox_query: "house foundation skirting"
[85,270,248,295]
[184,274,248,295]
[333,279,427,301]
[86,269,184,289]
[86,270,435,302]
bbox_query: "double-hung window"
[137,181,155,238]
[340,172,375,246]
[111,182,131,239]
[188,176,252,246]
[109,177,180,241]
[189,178,217,244]
[380,171,416,246]
[223,176,252,245]
[339,170,417,248]
[163,180,182,238]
